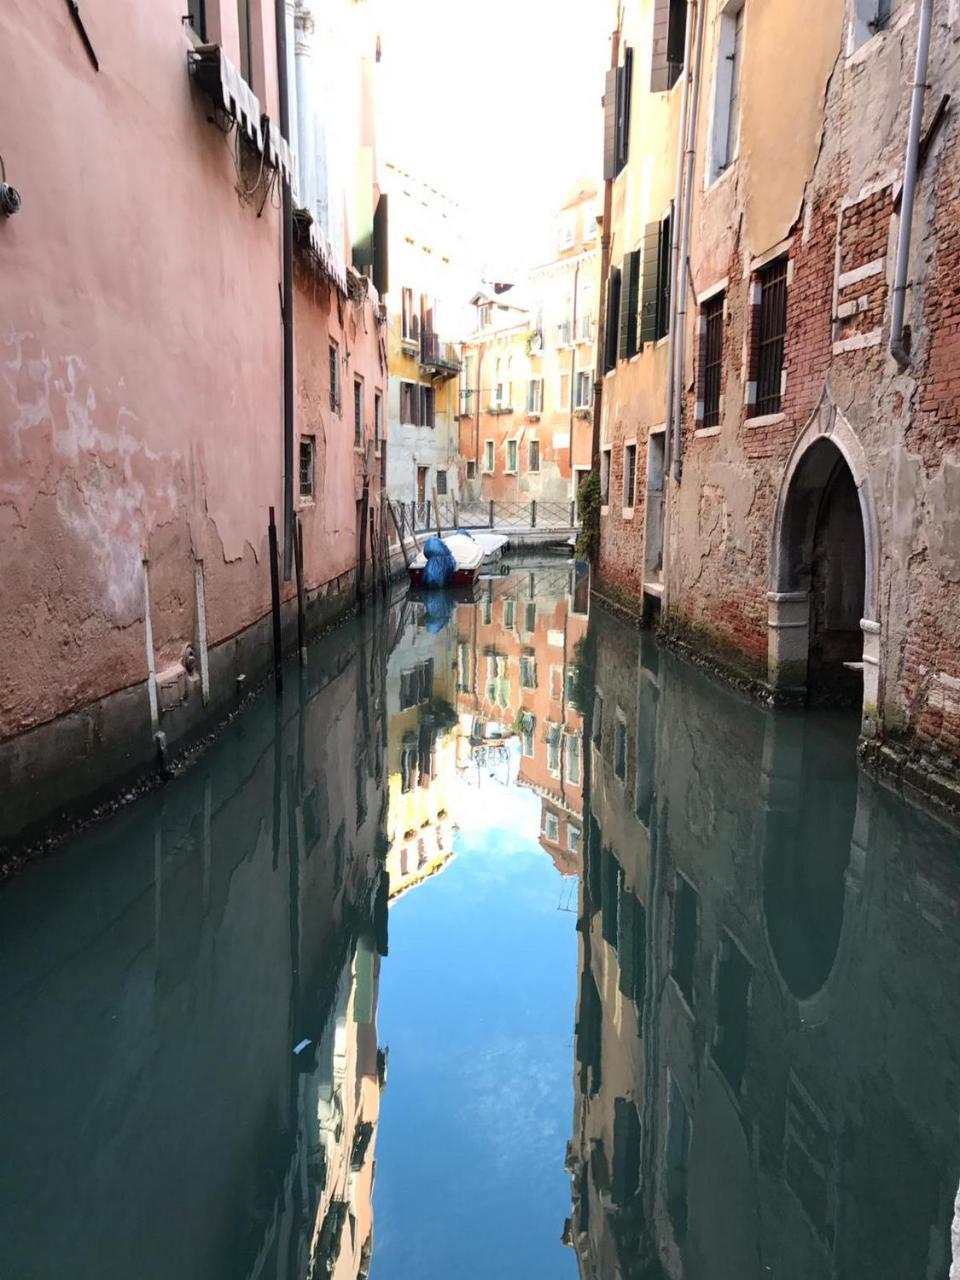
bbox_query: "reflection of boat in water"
[408,532,506,588]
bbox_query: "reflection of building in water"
[0,615,389,1280]
[569,606,960,1280]
[455,564,588,873]
[385,599,460,898]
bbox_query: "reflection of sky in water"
[373,778,578,1279]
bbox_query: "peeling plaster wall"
[0,0,385,826]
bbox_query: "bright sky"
[376,0,612,277]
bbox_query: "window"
[558,215,576,251]
[187,0,206,37]
[566,665,580,707]
[354,378,364,447]
[521,713,535,756]
[559,371,571,411]
[603,47,634,179]
[299,436,315,500]
[623,444,637,509]
[527,378,543,415]
[467,459,477,480]
[612,1097,642,1207]
[617,891,647,1006]
[457,641,472,692]
[237,0,253,87]
[503,598,516,628]
[600,449,611,505]
[528,439,541,473]
[640,214,672,343]
[436,469,447,496]
[604,265,622,371]
[601,848,622,946]
[479,302,493,328]
[708,1,745,183]
[420,384,436,428]
[525,601,537,632]
[547,724,562,776]
[568,824,581,854]
[754,257,788,415]
[614,714,627,780]
[851,0,893,48]
[666,1077,691,1242]
[700,294,724,427]
[483,440,495,473]
[566,733,582,786]
[401,287,418,342]
[545,810,560,842]
[671,874,699,1006]
[400,380,420,426]
[483,596,493,625]
[506,439,518,473]
[577,282,595,340]
[651,0,687,93]
[520,650,538,689]
[374,390,382,450]
[329,341,340,413]
[575,370,593,410]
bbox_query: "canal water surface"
[1,565,958,1279]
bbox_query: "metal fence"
[393,498,578,539]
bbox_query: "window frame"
[505,438,519,475]
[700,293,725,427]
[483,439,495,474]
[298,434,316,502]
[706,0,745,185]
[623,443,638,511]
[329,340,340,414]
[528,438,541,473]
[753,256,788,416]
[374,389,383,452]
[353,376,364,448]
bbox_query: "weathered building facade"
[459,186,599,508]
[0,0,387,850]
[594,0,960,806]
[382,162,469,514]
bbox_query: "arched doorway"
[768,401,880,725]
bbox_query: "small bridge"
[392,497,579,543]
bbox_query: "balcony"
[419,331,460,380]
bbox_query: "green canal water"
[0,567,957,1279]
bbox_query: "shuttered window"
[528,439,541,472]
[603,48,633,178]
[237,0,253,88]
[604,266,622,372]
[756,257,788,414]
[612,1098,643,1207]
[419,384,436,428]
[400,380,420,426]
[651,0,687,92]
[639,215,672,344]
[187,0,206,37]
[619,250,641,360]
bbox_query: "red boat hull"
[408,565,480,588]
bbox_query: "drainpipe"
[672,0,706,484]
[663,0,696,480]
[889,0,934,369]
[590,17,621,474]
[276,0,296,581]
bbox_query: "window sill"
[622,507,635,520]
[298,498,315,509]
[745,411,786,429]
[600,504,610,517]
[695,425,721,438]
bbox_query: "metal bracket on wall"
[64,0,99,72]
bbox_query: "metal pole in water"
[268,506,283,695]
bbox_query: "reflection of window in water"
[617,889,646,1007]
[593,692,603,747]
[712,930,752,1092]
[483,595,493,625]
[612,1096,642,1207]
[671,873,699,1007]
[484,654,510,707]
[784,1072,835,1245]
[546,723,562,775]
[525,601,537,632]
[457,641,472,693]
[566,665,579,707]
[400,737,418,794]
[635,677,658,826]
[503,598,516,629]
[614,711,627,781]
[550,664,563,699]
[520,650,538,689]
[568,824,581,854]
[565,732,582,786]
[521,714,536,757]
[399,658,434,710]
[544,810,559,842]
[601,849,623,947]
[666,1075,691,1242]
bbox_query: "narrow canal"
[1,565,958,1279]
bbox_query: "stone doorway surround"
[767,392,881,732]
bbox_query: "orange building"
[454,563,588,869]
[458,185,600,509]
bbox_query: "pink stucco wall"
[0,0,384,747]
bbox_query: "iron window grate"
[756,258,787,415]
[702,295,724,427]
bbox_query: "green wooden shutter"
[618,890,635,997]
[618,255,632,361]
[373,193,389,297]
[639,223,661,344]
[650,0,672,91]
[657,212,673,339]
[626,250,641,355]
[603,67,618,180]
[617,47,634,171]
[605,267,622,371]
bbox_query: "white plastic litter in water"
[293,1039,311,1055]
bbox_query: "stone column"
[860,617,881,737]
[767,590,809,694]
[294,3,314,215]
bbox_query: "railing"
[393,498,579,538]
[420,331,460,375]
[555,320,573,346]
